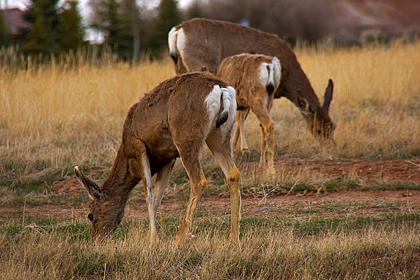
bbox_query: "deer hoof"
[241,149,250,160]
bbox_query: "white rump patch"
[221,86,237,129]
[205,85,223,126]
[259,57,282,90]
[168,27,179,57]
[204,85,237,132]
[175,29,188,69]
[259,62,269,87]
[271,57,281,88]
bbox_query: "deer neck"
[277,60,321,108]
[101,145,140,204]
[281,85,322,110]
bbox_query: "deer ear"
[322,79,334,113]
[297,90,307,109]
[74,166,105,201]
[297,89,314,115]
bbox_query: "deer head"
[297,79,335,141]
[74,166,125,240]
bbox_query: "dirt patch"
[126,189,420,220]
[7,189,418,223]
[276,158,420,184]
[50,170,104,197]
[50,178,84,196]
[4,158,419,223]
[50,158,420,197]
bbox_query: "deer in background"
[168,18,335,146]
[74,72,241,247]
[216,53,281,176]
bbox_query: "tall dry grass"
[1,215,419,279]
[265,41,420,160]
[1,42,420,185]
[297,42,420,158]
[0,57,175,183]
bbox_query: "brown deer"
[216,53,281,176]
[74,72,241,247]
[168,18,335,143]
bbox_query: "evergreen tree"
[0,10,13,47]
[57,0,84,52]
[96,0,135,59]
[122,0,140,60]
[98,0,119,48]
[149,0,182,58]
[21,0,60,55]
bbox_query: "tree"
[98,0,120,49]
[91,0,138,60]
[21,0,60,55]
[148,0,182,58]
[57,0,84,52]
[122,0,141,60]
[0,10,13,47]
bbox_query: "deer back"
[122,72,232,175]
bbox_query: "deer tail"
[216,86,236,128]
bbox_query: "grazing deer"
[168,18,335,143]
[216,53,281,176]
[74,72,241,247]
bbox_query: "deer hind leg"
[232,115,241,149]
[153,159,176,220]
[206,131,241,245]
[235,108,250,159]
[250,101,275,177]
[131,140,158,243]
[173,146,207,248]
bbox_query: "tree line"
[2,0,416,63]
[0,0,183,61]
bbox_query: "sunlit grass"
[1,214,420,279]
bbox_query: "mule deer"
[216,53,281,176]
[168,18,335,142]
[74,72,241,247]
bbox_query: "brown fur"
[169,18,335,141]
[75,72,241,247]
[217,54,280,176]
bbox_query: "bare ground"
[3,158,419,224]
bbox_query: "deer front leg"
[132,140,158,243]
[153,159,176,220]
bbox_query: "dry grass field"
[1,42,420,279]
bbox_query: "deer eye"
[88,214,93,221]
[317,130,322,135]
